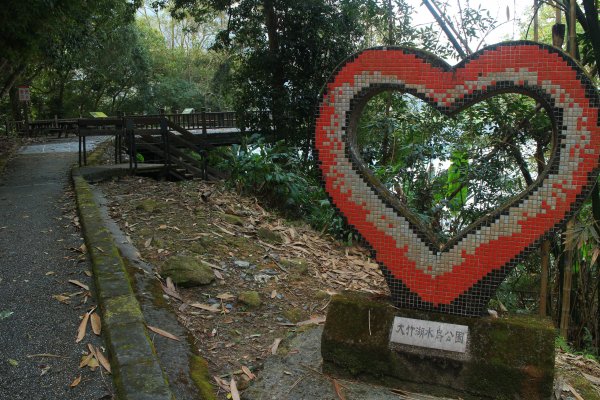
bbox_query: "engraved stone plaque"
[389,316,469,353]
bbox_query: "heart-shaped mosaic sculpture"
[315,41,600,316]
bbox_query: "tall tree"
[0,0,141,103]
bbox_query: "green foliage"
[219,139,352,240]
[446,151,469,213]
[556,335,574,352]
[356,91,548,242]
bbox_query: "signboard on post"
[18,86,30,102]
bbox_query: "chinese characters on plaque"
[390,317,469,353]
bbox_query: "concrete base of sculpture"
[321,291,555,400]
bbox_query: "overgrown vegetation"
[220,139,354,242]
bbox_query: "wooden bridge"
[6,110,273,180]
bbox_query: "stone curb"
[72,168,175,400]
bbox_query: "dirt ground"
[96,175,600,399]
[98,176,388,394]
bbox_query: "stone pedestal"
[321,292,555,400]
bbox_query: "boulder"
[162,255,214,287]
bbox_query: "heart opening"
[354,91,554,250]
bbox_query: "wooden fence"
[5,110,270,137]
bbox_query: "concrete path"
[244,326,455,400]
[0,140,113,399]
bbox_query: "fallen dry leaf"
[147,325,180,341]
[68,280,89,291]
[271,338,282,355]
[76,313,90,343]
[161,282,182,301]
[87,356,99,370]
[333,379,346,400]
[230,378,241,400]
[27,353,67,359]
[200,259,223,270]
[216,293,235,301]
[241,365,255,380]
[165,277,175,291]
[52,294,70,304]
[581,372,600,386]
[88,344,111,374]
[213,376,230,391]
[70,375,81,388]
[90,313,101,335]
[79,352,94,368]
[296,316,326,327]
[189,303,220,313]
[95,350,111,374]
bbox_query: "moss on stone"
[280,258,309,277]
[189,354,217,400]
[188,241,208,254]
[221,213,245,226]
[322,291,556,400]
[85,138,114,166]
[238,291,261,308]
[72,171,175,399]
[136,199,161,213]
[257,227,281,243]
[103,294,145,325]
[162,255,215,287]
[283,308,304,323]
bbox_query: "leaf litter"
[99,176,387,397]
[98,176,600,399]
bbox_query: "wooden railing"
[5,117,78,136]
[5,110,269,137]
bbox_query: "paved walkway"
[0,140,113,399]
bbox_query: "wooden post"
[24,101,30,137]
[201,107,207,136]
[116,111,124,164]
[160,117,170,174]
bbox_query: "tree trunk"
[0,63,25,100]
[381,0,395,165]
[560,220,574,338]
[534,133,552,316]
[559,2,578,339]
[534,0,539,41]
[9,86,20,121]
[262,0,286,139]
[580,0,600,71]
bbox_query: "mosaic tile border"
[314,41,600,316]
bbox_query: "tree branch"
[422,0,468,58]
